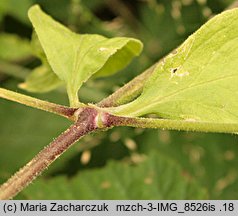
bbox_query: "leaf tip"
[28,4,41,18]
[18,82,27,90]
[130,38,144,56]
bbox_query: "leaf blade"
[112,9,238,123]
[19,64,63,93]
[28,5,143,107]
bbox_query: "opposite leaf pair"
[25,5,238,125]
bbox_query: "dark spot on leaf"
[172,68,178,73]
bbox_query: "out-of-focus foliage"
[23,152,207,199]
[0,0,32,24]
[0,0,237,199]
[0,33,31,61]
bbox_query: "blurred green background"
[0,0,238,199]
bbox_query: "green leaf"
[18,31,63,93]
[112,9,238,123]
[21,152,207,199]
[0,33,31,61]
[30,31,47,61]
[28,5,143,107]
[136,130,238,199]
[19,64,63,93]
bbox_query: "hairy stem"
[0,88,76,121]
[0,107,98,200]
[103,114,238,134]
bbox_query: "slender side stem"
[103,113,238,134]
[98,64,155,107]
[0,107,98,200]
[0,88,76,121]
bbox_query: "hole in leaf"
[172,68,178,73]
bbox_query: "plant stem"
[1,104,236,199]
[0,88,76,121]
[98,64,155,107]
[0,107,98,200]
[103,113,238,134]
